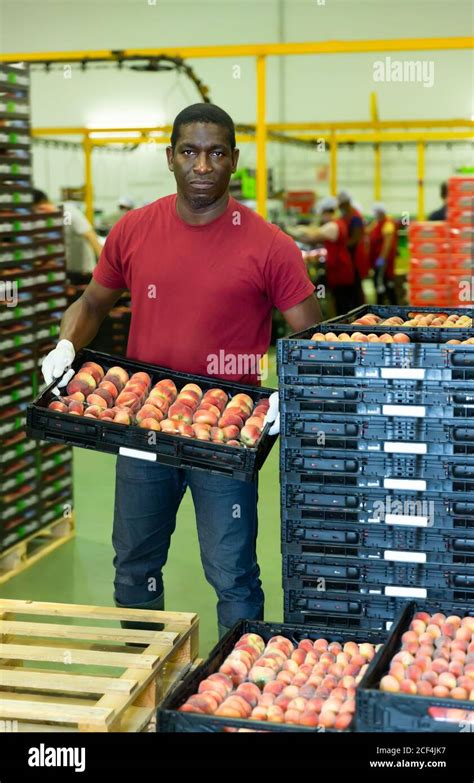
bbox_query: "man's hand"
[263,391,280,436]
[41,339,75,395]
[374,256,386,269]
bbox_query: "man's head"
[337,190,352,215]
[167,103,239,209]
[32,188,55,213]
[318,196,338,225]
[372,201,387,221]
[118,195,135,212]
[440,182,448,202]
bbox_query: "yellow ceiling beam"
[0,37,472,63]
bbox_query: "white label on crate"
[385,621,393,631]
[386,514,429,527]
[384,550,427,564]
[381,368,425,380]
[119,447,157,462]
[382,404,426,418]
[384,478,427,491]
[384,586,428,599]
[383,441,427,454]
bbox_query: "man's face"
[339,200,350,215]
[166,122,239,209]
[320,209,335,225]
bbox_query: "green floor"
[0,351,282,657]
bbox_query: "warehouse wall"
[1,0,472,216]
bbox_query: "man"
[289,196,357,315]
[366,202,398,305]
[33,189,103,285]
[428,182,448,221]
[337,190,367,302]
[41,104,321,637]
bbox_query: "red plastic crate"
[408,270,445,286]
[409,256,450,271]
[450,226,474,243]
[409,239,450,256]
[448,176,474,195]
[447,193,474,211]
[409,284,453,306]
[407,221,448,240]
[448,208,474,228]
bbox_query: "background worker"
[337,190,367,305]
[41,103,321,638]
[428,182,448,221]
[33,189,103,285]
[289,196,357,315]
[366,202,398,305]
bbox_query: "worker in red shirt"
[289,196,358,315]
[337,191,368,303]
[367,202,398,305]
[41,104,321,638]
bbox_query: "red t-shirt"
[93,194,314,384]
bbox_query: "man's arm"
[288,221,339,245]
[83,229,104,259]
[59,278,125,351]
[281,293,322,333]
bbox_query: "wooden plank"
[0,697,113,726]
[120,706,154,733]
[0,644,159,669]
[0,599,196,629]
[0,522,75,586]
[0,620,179,646]
[0,669,137,695]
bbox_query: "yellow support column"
[83,133,94,224]
[329,132,338,196]
[417,141,425,220]
[256,55,267,219]
[374,143,382,200]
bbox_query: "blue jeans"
[112,455,264,629]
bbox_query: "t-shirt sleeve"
[92,219,127,290]
[264,229,315,312]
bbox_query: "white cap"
[337,190,352,206]
[372,201,387,216]
[317,196,338,214]
[118,195,135,209]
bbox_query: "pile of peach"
[351,312,472,328]
[47,361,270,448]
[311,332,410,344]
[179,632,380,730]
[380,612,474,700]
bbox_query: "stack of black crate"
[0,63,73,554]
[278,306,474,632]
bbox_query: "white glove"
[41,339,75,395]
[263,391,280,436]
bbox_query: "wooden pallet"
[0,598,199,732]
[0,517,76,585]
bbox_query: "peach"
[231,393,253,409]
[431,658,449,674]
[168,401,194,424]
[414,611,431,624]
[245,415,265,430]
[239,424,261,447]
[48,400,68,413]
[267,705,285,723]
[221,425,241,441]
[152,381,177,404]
[318,710,337,728]
[106,366,129,385]
[402,630,419,647]
[282,685,300,701]
[114,410,132,425]
[81,360,104,377]
[198,678,226,699]
[248,666,276,687]
[208,672,233,694]
[418,644,434,658]
[438,672,457,690]
[313,638,329,653]
[263,680,285,696]
[431,613,447,627]
[292,672,309,688]
[359,643,375,661]
[426,624,442,640]
[226,440,242,447]
[441,622,456,638]
[410,619,427,635]
[86,393,108,409]
[191,423,211,440]
[274,695,291,711]
[339,699,355,714]
[66,379,90,396]
[129,371,151,386]
[304,651,319,666]
[215,704,242,719]
[455,626,471,642]
[342,641,359,658]
[341,675,356,689]
[421,671,438,686]
[137,417,160,431]
[413,655,431,673]
[393,333,410,344]
[99,409,116,420]
[287,697,307,712]
[327,643,342,655]
[193,408,219,426]
[137,404,164,422]
[299,710,319,727]
[291,648,306,666]
[203,389,228,411]
[219,412,245,429]
[380,675,400,692]
[175,421,194,438]
[160,419,180,434]
[416,681,433,697]
[103,373,124,392]
[210,426,226,443]
[328,663,344,679]
[450,687,468,700]
[235,643,260,661]
[406,664,423,682]
[448,661,464,678]
[284,708,301,725]
[299,684,316,701]
[74,371,97,390]
[276,671,293,685]
[146,393,170,414]
[115,392,140,410]
[67,400,84,415]
[98,380,119,400]
[186,695,215,714]
[432,685,450,698]
[64,392,85,403]
[178,390,201,410]
[400,680,417,695]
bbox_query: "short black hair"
[170,103,236,151]
[440,182,448,199]
[33,188,48,205]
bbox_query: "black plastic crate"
[0,455,36,493]
[278,338,474,382]
[282,413,474,456]
[281,518,474,566]
[284,592,474,631]
[281,484,474,532]
[356,601,474,732]
[282,381,474,419]
[157,619,386,733]
[283,553,474,597]
[27,348,277,483]
[322,304,474,329]
[282,451,474,493]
